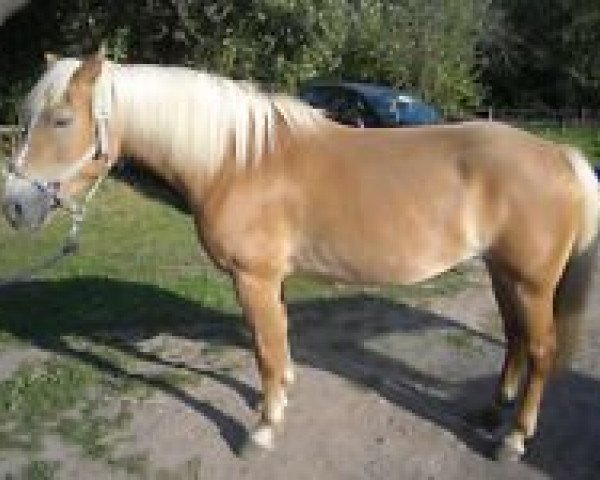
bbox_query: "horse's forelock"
[22,58,81,124]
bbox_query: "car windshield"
[358,85,438,125]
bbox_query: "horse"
[3,50,599,459]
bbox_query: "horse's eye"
[53,116,72,128]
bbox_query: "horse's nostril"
[3,199,24,226]
[13,202,22,218]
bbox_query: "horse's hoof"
[495,432,525,462]
[495,443,524,462]
[237,424,275,459]
[251,424,275,450]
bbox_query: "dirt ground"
[1,259,599,479]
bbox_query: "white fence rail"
[473,108,600,129]
[0,125,22,134]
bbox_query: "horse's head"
[3,49,115,231]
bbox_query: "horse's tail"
[554,147,600,366]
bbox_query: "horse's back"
[285,121,581,284]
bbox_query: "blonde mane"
[24,59,327,174]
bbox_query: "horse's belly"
[291,235,477,285]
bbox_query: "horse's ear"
[73,48,106,84]
[44,52,60,69]
[97,43,107,60]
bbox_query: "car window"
[329,89,377,127]
[300,83,441,127]
[301,86,382,127]
[300,87,335,108]
[324,88,348,112]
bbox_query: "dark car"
[298,82,442,128]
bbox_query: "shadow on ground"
[0,277,598,479]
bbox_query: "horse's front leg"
[235,270,290,451]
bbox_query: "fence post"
[1,125,21,159]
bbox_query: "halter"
[5,65,113,246]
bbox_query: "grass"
[0,359,99,452]
[0,360,92,416]
[0,355,143,455]
[526,125,600,164]
[107,453,149,477]
[20,459,61,480]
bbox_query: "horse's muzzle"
[2,176,55,231]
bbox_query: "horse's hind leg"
[498,283,557,459]
[234,270,290,451]
[477,264,527,430]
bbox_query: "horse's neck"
[118,133,187,186]
[117,131,213,206]
[111,68,210,196]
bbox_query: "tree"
[339,0,491,115]
[481,0,600,108]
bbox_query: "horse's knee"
[528,336,557,374]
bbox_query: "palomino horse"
[3,51,599,459]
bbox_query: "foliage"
[481,0,600,108]
[0,0,492,122]
[339,0,490,115]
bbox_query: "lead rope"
[61,165,109,253]
[0,244,75,290]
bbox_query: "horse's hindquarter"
[287,125,495,284]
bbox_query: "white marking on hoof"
[282,390,288,408]
[250,424,274,450]
[269,390,285,425]
[502,386,517,404]
[501,431,526,459]
[284,364,296,385]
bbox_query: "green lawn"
[526,125,600,164]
